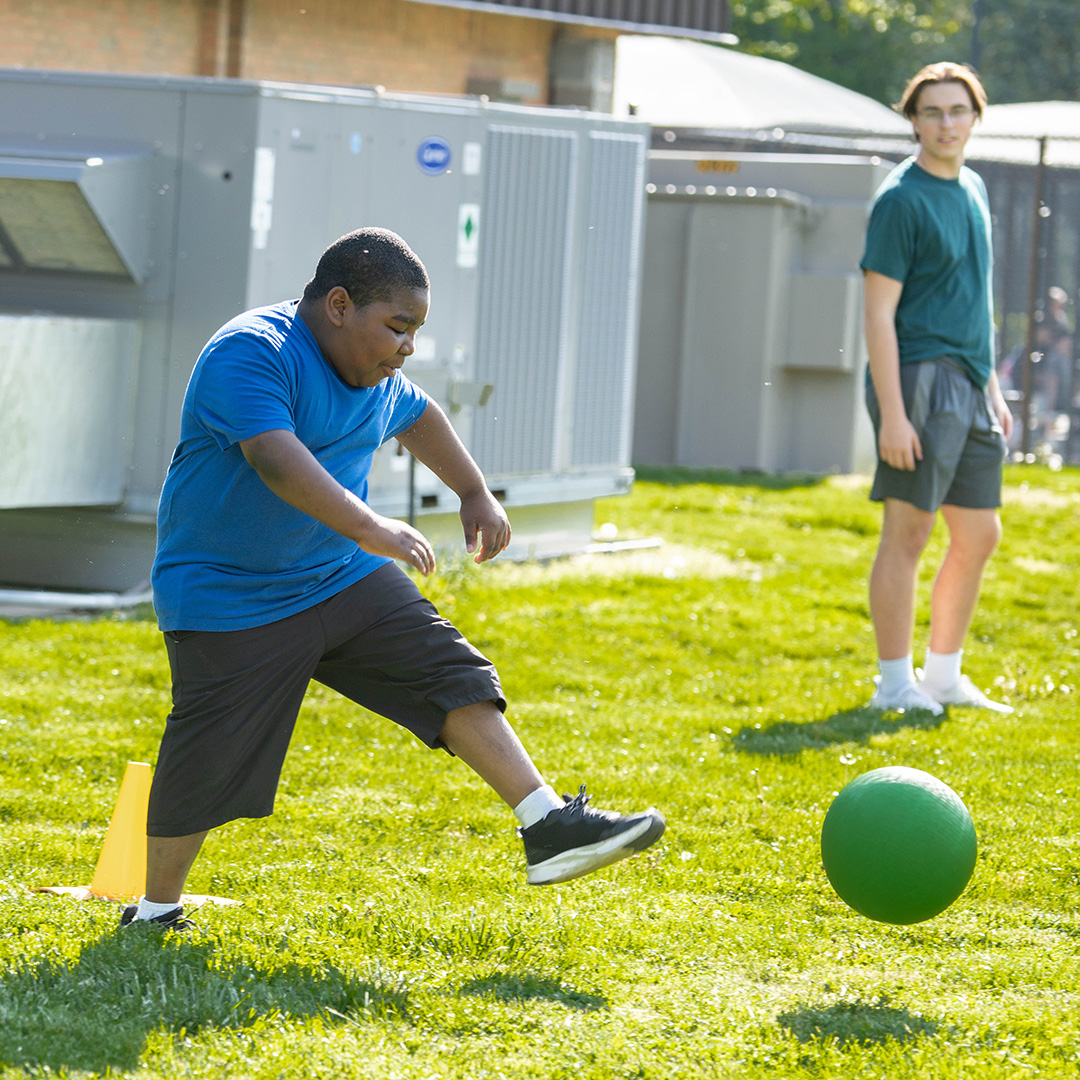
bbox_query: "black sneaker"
[119,904,193,931]
[520,785,666,885]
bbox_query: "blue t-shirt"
[860,157,995,388]
[152,301,429,631]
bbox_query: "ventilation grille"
[473,126,578,476]
[570,132,646,468]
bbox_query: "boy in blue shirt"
[861,63,1013,715]
[125,228,664,928]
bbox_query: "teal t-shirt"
[860,157,995,388]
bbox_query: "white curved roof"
[968,102,1080,166]
[612,35,909,135]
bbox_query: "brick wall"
[0,0,561,102]
[243,0,554,101]
[0,0,201,75]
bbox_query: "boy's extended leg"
[440,701,545,807]
[442,701,665,885]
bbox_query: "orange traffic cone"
[36,760,150,901]
[89,760,152,899]
[37,761,238,909]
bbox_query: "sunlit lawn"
[0,463,1077,1078]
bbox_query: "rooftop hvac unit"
[0,69,648,593]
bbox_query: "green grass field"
[1,464,1078,1079]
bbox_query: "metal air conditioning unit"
[0,69,648,594]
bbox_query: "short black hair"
[302,228,429,307]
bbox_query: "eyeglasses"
[915,106,975,123]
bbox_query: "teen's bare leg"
[869,498,937,660]
[928,505,1002,654]
[440,701,545,808]
[145,832,209,905]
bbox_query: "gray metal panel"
[632,200,688,466]
[472,124,578,476]
[0,315,139,508]
[571,130,646,468]
[675,201,795,471]
[785,273,859,372]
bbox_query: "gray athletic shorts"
[147,563,505,837]
[866,356,1007,512]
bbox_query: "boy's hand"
[878,412,923,471]
[460,489,511,564]
[361,514,437,576]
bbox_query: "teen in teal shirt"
[862,158,994,388]
[860,63,1014,717]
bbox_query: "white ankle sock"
[878,656,916,695]
[513,785,563,829]
[135,896,182,920]
[922,649,962,692]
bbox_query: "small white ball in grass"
[596,522,619,542]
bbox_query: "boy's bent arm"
[864,270,922,472]
[397,401,511,563]
[240,428,436,575]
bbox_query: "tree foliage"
[729,0,967,107]
[728,1,1080,107]
[975,0,1080,103]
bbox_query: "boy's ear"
[325,286,350,327]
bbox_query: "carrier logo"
[417,136,452,175]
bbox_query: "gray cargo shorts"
[866,356,1007,512]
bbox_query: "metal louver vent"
[472,125,578,476]
[571,131,646,467]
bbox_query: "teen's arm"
[864,270,922,472]
[240,429,436,575]
[396,401,511,564]
[986,368,1014,441]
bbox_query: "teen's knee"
[945,507,1002,563]
[879,499,936,560]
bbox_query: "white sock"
[134,896,182,920]
[513,785,563,829]
[922,649,962,692]
[878,656,916,695]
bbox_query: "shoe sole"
[928,696,1013,714]
[527,811,666,885]
[916,680,1014,714]
[868,695,944,716]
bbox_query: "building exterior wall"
[0,0,566,101]
[0,0,202,76]
[243,0,551,99]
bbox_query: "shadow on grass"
[733,706,947,756]
[460,972,607,1011]
[0,929,409,1074]
[633,465,825,491]
[778,997,940,1047]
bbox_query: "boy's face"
[326,286,429,388]
[910,81,977,170]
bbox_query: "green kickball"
[821,766,977,925]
